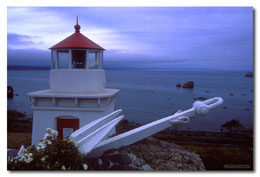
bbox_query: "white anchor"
[68,97,224,157]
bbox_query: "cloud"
[7,33,44,49]
[7,7,253,70]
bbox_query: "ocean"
[7,70,254,131]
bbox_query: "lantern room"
[50,17,105,70]
[48,17,107,93]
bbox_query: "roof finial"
[74,15,81,33]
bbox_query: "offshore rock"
[182,81,194,89]
[7,86,14,99]
[193,96,207,101]
[244,72,253,78]
[176,83,181,88]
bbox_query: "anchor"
[69,97,224,157]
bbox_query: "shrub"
[7,109,26,119]
[8,128,88,170]
[221,119,244,132]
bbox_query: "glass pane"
[58,52,69,69]
[88,52,99,69]
[72,50,86,69]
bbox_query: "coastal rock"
[193,97,207,101]
[229,93,234,96]
[129,137,205,171]
[7,148,18,157]
[182,81,194,89]
[7,86,14,99]
[87,147,153,171]
[176,83,181,88]
[244,72,253,78]
[87,137,205,171]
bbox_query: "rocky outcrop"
[182,81,194,89]
[129,137,205,171]
[176,83,181,88]
[244,72,253,78]
[193,97,207,101]
[87,137,205,171]
[7,86,14,99]
[7,148,18,157]
[87,147,153,170]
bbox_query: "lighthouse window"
[57,51,69,69]
[88,52,99,69]
[72,50,86,69]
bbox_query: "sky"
[7,7,253,70]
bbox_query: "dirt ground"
[181,144,253,170]
[7,132,32,149]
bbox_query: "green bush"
[8,128,88,170]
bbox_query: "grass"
[181,144,253,170]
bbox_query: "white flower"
[38,142,46,149]
[24,156,33,163]
[61,165,66,170]
[72,141,78,147]
[47,140,52,144]
[18,152,33,163]
[82,164,88,170]
[41,157,46,162]
[46,128,52,134]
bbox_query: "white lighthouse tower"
[28,17,120,144]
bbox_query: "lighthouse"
[28,17,120,144]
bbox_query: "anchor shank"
[88,108,196,157]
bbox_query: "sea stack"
[28,17,120,144]
[244,72,253,77]
[182,81,194,89]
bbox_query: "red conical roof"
[50,17,105,50]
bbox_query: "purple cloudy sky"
[7,7,253,70]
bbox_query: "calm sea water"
[7,70,254,131]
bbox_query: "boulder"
[7,86,14,99]
[86,137,205,171]
[176,83,181,88]
[7,148,18,157]
[129,137,205,171]
[182,81,194,89]
[193,97,207,101]
[87,148,153,171]
[244,72,253,77]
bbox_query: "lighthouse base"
[31,103,115,145]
